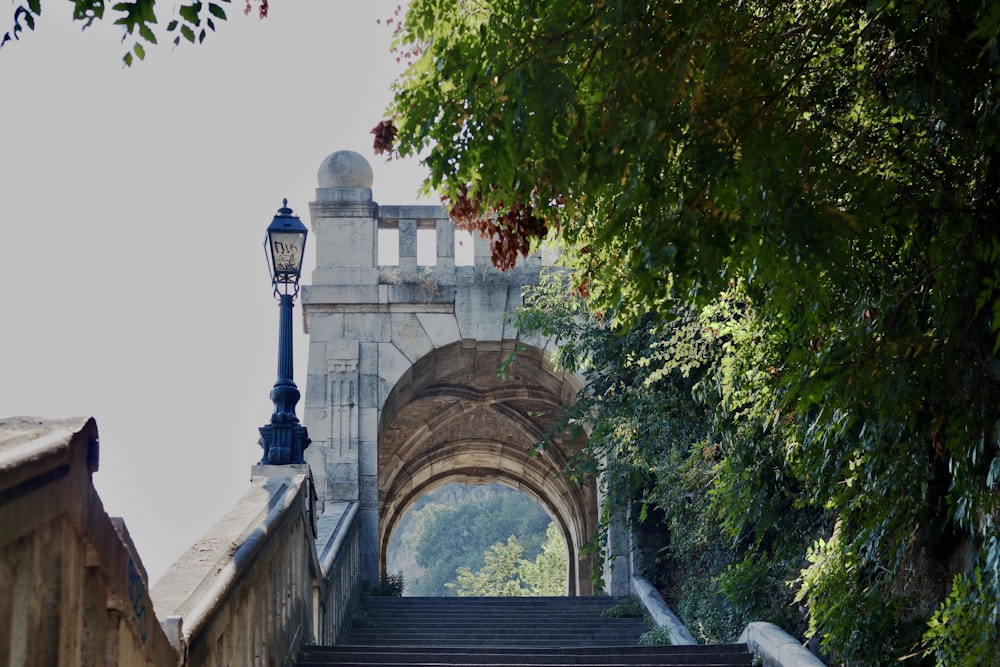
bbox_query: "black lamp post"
[258,199,311,465]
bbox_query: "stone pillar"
[473,228,493,273]
[309,150,378,287]
[398,219,417,278]
[436,218,455,271]
[303,150,377,515]
[302,150,382,587]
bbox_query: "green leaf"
[71,0,105,25]
[138,23,156,43]
[178,2,201,25]
[208,2,226,20]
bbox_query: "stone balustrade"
[149,464,362,666]
[375,206,550,281]
[152,465,321,665]
[0,417,177,667]
[315,501,361,645]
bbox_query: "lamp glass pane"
[269,230,306,281]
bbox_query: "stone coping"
[0,416,97,493]
[632,574,824,666]
[150,470,310,645]
[739,622,826,667]
[316,500,359,575]
[631,574,697,645]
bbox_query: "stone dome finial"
[317,150,374,189]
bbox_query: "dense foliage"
[447,522,567,596]
[383,1,1000,663]
[389,483,553,596]
[1,0,257,65]
[515,275,822,639]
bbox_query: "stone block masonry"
[299,150,608,595]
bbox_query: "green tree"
[447,522,567,596]
[519,522,568,596]
[449,535,527,597]
[513,273,816,641]
[1,0,256,65]
[384,1,1000,662]
[402,484,552,596]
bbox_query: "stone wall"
[152,465,322,665]
[0,417,176,667]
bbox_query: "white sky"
[0,0,433,584]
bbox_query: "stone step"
[340,638,650,648]
[355,616,648,632]
[299,644,752,663]
[298,645,752,667]
[347,629,648,640]
[295,597,753,667]
[349,627,645,644]
[359,597,626,609]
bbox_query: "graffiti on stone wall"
[127,559,149,644]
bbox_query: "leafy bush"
[600,596,647,619]
[638,626,673,646]
[376,572,405,597]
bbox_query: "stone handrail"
[152,464,322,666]
[631,574,825,667]
[315,500,361,644]
[631,574,697,645]
[739,622,826,667]
[0,416,177,667]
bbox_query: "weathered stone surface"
[390,313,434,363]
[317,150,374,190]
[1,417,177,667]
[739,622,826,667]
[415,313,461,349]
[359,440,377,477]
[312,218,376,270]
[377,343,412,393]
[345,312,390,343]
[329,460,358,483]
[454,283,509,341]
[304,316,342,348]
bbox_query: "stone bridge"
[299,150,598,595]
[0,150,822,667]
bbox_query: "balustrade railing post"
[436,218,455,271]
[399,218,418,277]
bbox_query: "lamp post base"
[258,418,310,465]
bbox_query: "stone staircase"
[295,596,753,666]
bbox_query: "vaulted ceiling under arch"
[377,340,598,594]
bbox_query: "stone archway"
[377,341,597,595]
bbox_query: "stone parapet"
[0,416,177,667]
[631,575,697,646]
[151,467,320,666]
[739,622,826,667]
[315,502,361,644]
